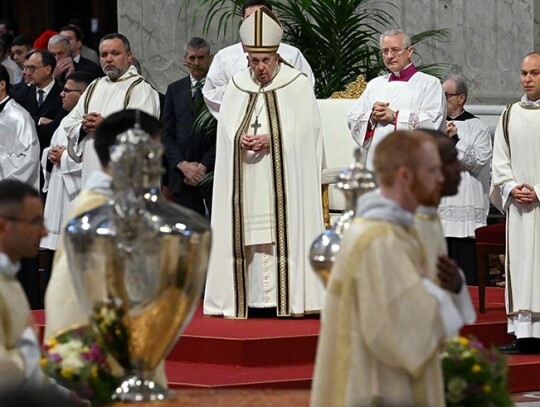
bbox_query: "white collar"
[37,78,55,94]
[0,252,20,278]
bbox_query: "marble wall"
[118,0,537,104]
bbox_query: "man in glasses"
[347,29,446,169]
[12,49,66,161]
[439,75,492,285]
[39,71,93,295]
[0,179,77,399]
[202,0,314,119]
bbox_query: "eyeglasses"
[22,64,45,73]
[62,87,83,94]
[444,93,461,99]
[381,47,409,56]
[0,214,45,227]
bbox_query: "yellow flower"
[39,357,48,368]
[91,365,98,378]
[45,338,58,349]
[458,337,469,346]
[471,364,482,373]
[61,366,74,379]
[483,384,492,393]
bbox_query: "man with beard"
[311,130,462,406]
[62,33,160,185]
[415,130,476,326]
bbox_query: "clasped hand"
[241,133,270,152]
[437,255,463,294]
[48,145,66,165]
[82,112,103,133]
[511,183,538,205]
[371,101,394,124]
[179,161,207,186]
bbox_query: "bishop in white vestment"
[203,7,325,319]
[347,29,446,169]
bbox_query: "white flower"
[54,340,86,374]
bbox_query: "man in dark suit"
[161,37,216,218]
[13,49,66,156]
[48,34,101,84]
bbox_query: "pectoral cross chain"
[250,117,261,135]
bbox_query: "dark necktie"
[37,89,45,108]
[193,81,203,101]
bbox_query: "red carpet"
[33,287,540,392]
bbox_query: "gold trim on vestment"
[124,77,144,107]
[232,69,304,94]
[518,102,540,109]
[231,93,258,319]
[506,211,513,313]
[266,91,290,316]
[83,78,100,115]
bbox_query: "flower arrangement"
[41,328,121,406]
[441,336,512,406]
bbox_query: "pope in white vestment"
[203,7,325,319]
[491,95,540,339]
[62,65,160,185]
[0,96,40,189]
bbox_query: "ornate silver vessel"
[64,124,211,402]
[310,148,376,284]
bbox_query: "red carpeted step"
[33,287,540,393]
[165,361,313,389]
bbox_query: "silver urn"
[64,125,211,402]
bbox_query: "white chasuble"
[204,64,325,318]
[491,102,540,338]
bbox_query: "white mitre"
[239,6,283,54]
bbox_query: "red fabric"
[388,63,418,82]
[475,223,505,245]
[33,30,58,50]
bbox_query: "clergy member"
[203,6,325,318]
[39,72,92,286]
[0,179,70,397]
[62,33,160,185]
[0,65,40,190]
[347,29,446,169]
[311,130,459,406]
[202,0,314,119]
[492,52,540,354]
[439,75,492,285]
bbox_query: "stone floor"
[107,388,540,406]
